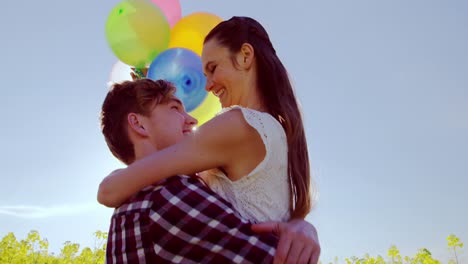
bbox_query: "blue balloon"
[147,48,207,112]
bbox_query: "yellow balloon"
[189,93,221,125]
[168,12,223,56]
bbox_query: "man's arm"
[147,175,277,264]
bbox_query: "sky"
[1,0,467,262]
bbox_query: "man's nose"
[186,113,198,126]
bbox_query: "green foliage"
[387,245,402,264]
[0,231,463,263]
[447,234,463,264]
[0,230,107,264]
[328,236,463,264]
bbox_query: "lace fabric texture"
[207,106,291,223]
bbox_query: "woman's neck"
[237,78,267,112]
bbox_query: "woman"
[98,16,311,223]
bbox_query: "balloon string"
[134,68,146,79]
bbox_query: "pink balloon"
[150,0,182,28]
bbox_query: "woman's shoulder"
[217,105,266,116]
[198,106,257,147]
[209,106,252,132]
[216,106,284,137]
[217,106,278,125]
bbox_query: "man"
[100,79,320,263]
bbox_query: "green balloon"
[106,0,170,68]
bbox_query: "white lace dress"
[206,106,291,223]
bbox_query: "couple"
[99,16,320,263]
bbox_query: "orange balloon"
[168,12,222,56]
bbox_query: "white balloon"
[107,61,133,88]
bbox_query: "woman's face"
[201,39,247,108]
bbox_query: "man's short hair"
[100,79,176,165]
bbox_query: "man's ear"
[237,43,255,70]
[127,113,148,137]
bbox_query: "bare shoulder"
[195,108,265,179]
[197,108,257,144]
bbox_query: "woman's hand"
[97,169,127,207]
[252,219,320,264]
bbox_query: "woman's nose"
[205,78,214,92]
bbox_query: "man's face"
[140,96,198,150]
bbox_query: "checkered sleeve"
[149,175,277,264]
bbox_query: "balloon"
[147,48,207,112]
[149,0,182,28]
[168,12,223,56]
[189,93,221,125]
[107,61,133,88]
[105,0,170,68]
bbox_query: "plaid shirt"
[106,175,278,264]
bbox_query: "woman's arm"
[97,109,254,207]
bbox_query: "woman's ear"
[237,43,255,70]
[127,113,148,137]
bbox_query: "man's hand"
[251,219,320,264]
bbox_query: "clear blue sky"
[1,0,467,262]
